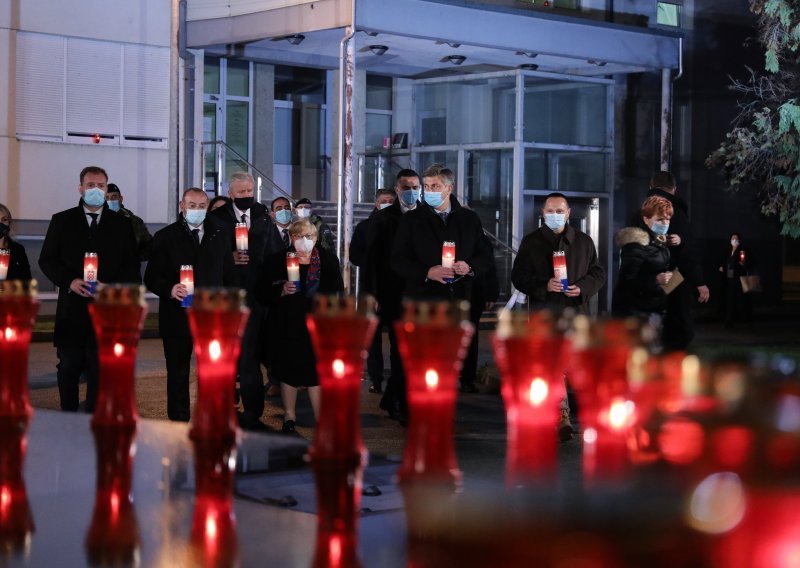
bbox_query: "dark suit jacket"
[3,239,32,281]
[349,208,379,292]
[391,195,491,301]
[144,217,235,339]
[39,202,141,348]
[365,200,405,321]
[207,201,283,299]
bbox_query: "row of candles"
[1,277,798,566]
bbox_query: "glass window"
[226,101,249,174]
[415,151,458,175]
[524,77,607,147]
[274,107,300,165]
[204,57,220,95]
[226,59,250,96]
[366,113,392,150]
[657,2,680,26]
[366,75,393,111]
[275,65,326,104]
[524,149,607,192]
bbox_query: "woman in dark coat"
[612,196,674,322]
[718,232,754,327]
[260,219,344,433]
[0,203,32,281]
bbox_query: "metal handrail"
[483,228,517,256]
[200,140,293,202]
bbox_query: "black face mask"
[233,197,254,211]
[0,223,9,239]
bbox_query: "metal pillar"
[337,12,356,293]
[660,67,672,172]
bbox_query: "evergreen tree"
[706,0,800,236]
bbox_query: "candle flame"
[209,340,222,362]
[425,369,439,390]
[332,359,345,379]
[110,490,120,521]
[329,535,342,565]
[113,342,124,357]
[3,327,15,341]
[583,427,598,445]
[205,513,218,540]
[0,486,10,510]
[608,398,636,431]
[529,378,548,406]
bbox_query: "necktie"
[88,213,98,234]
[192,228,200,245]
[438,212,448,224]
[241,213,247,227]
[282,229,290,248]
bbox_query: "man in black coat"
[206,172,284,430]
[365,169,422,420]
[350,188,396,393]
[39,166,141,412]
[144,188,234,422]
[646,171,710,351]
[392,164,492,393]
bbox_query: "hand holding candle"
[286,252,300,294]
[0,250,9,281]
[179,265,194,308]
[234,223,248,254]
[84,252,99,295]
[552,251,568,292]
[441,241,455,283]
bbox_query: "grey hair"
[422,163,455,188]
[228,171,255,186]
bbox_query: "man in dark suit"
[144,188,234,422]
[39,166,141,412]
[350,188,396,394]
[364,171,421,421]
[207,172,283,430]
[391,164,492,392]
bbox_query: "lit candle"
[739,250,745,264]
[286,252,300,287]
[0,250,9,281]
[180,265,194,308]
[234,223,248,253]
[0,418,34,552]
[84,252,99,295]
[442,241,455,283]
[552,251,568,291]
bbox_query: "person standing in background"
[0,203,32,281]
[105,183,153,261]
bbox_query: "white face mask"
[296,208,312,219]
[731,239,739,247]
[294,236,315,253]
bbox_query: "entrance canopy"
[187,0,681,77]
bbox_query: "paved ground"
[25,302,800,486]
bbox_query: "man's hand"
[546,277,566,293]
[171,283,188,301]
[69,278,92,297]
[656,271,673,286]
[282,281,297,296]
[697,285,710,303]
[666,234,682,246]
[453,260,471,276]
[427,265,455,284]
[233,251,249,265]
[564,285,581,298]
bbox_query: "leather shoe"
[282,419,296,433]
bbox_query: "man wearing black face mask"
[206,171,283,431]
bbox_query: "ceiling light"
[369,45,389,56]
[446,54,466,65]
[587,59,607,66]
[286,34,305,45]
[365,31,379,37]
[519,63,539,71]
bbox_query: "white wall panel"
[123,45,170,139]
[66,39,121,136]
[15,33,64,139]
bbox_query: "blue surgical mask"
[544,213,566,231]
[400,189,419,207]
[106,200,121,212]
[275,209,292,225]
[185,209,206,227]
[651,221,670,236]
[424,191,444,208]
[83,187,106,208]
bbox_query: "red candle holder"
[85,424,140,565]
[441,241,455,283]
[187,288,249,439]
[188,436,239,568]
[234,223,248,253]
[0,250,9,280]
[306,296,377,568]
[395,300,474,489]
[89,285,147,428]
[0,417,34,553]
[286,252,301,286]
[180,265,194,308]
[0,280,39,420]
[493,310,565,488]
[570,317,647,485]
[84,252,98,295]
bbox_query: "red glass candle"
[0,280,39,420]
[0,417,34,552]
[494,311,565,487]
[89,285,148,428]
[553,251,568,291]
[180,265,194,308]
[0,250,9,280]
[306,296,377,568]
[395,301,474,489]
[189,436,239,568]
[739,250,745,264]
[442,241,455,284]
[234,223,248,253]
[570,317,645,485]
[188,288,249,439]
[286,252,300,285]
[84,252,98,295]
[85,424,139,565]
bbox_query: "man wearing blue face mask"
[39,166,141,413]
[105,184,152,261]
[145,188,234,421]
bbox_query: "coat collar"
[539,222,575,246]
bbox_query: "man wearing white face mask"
[145,188,234,421]
[294,198,335,253]
[39,166,141,413]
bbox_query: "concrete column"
[252,62,275,202]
